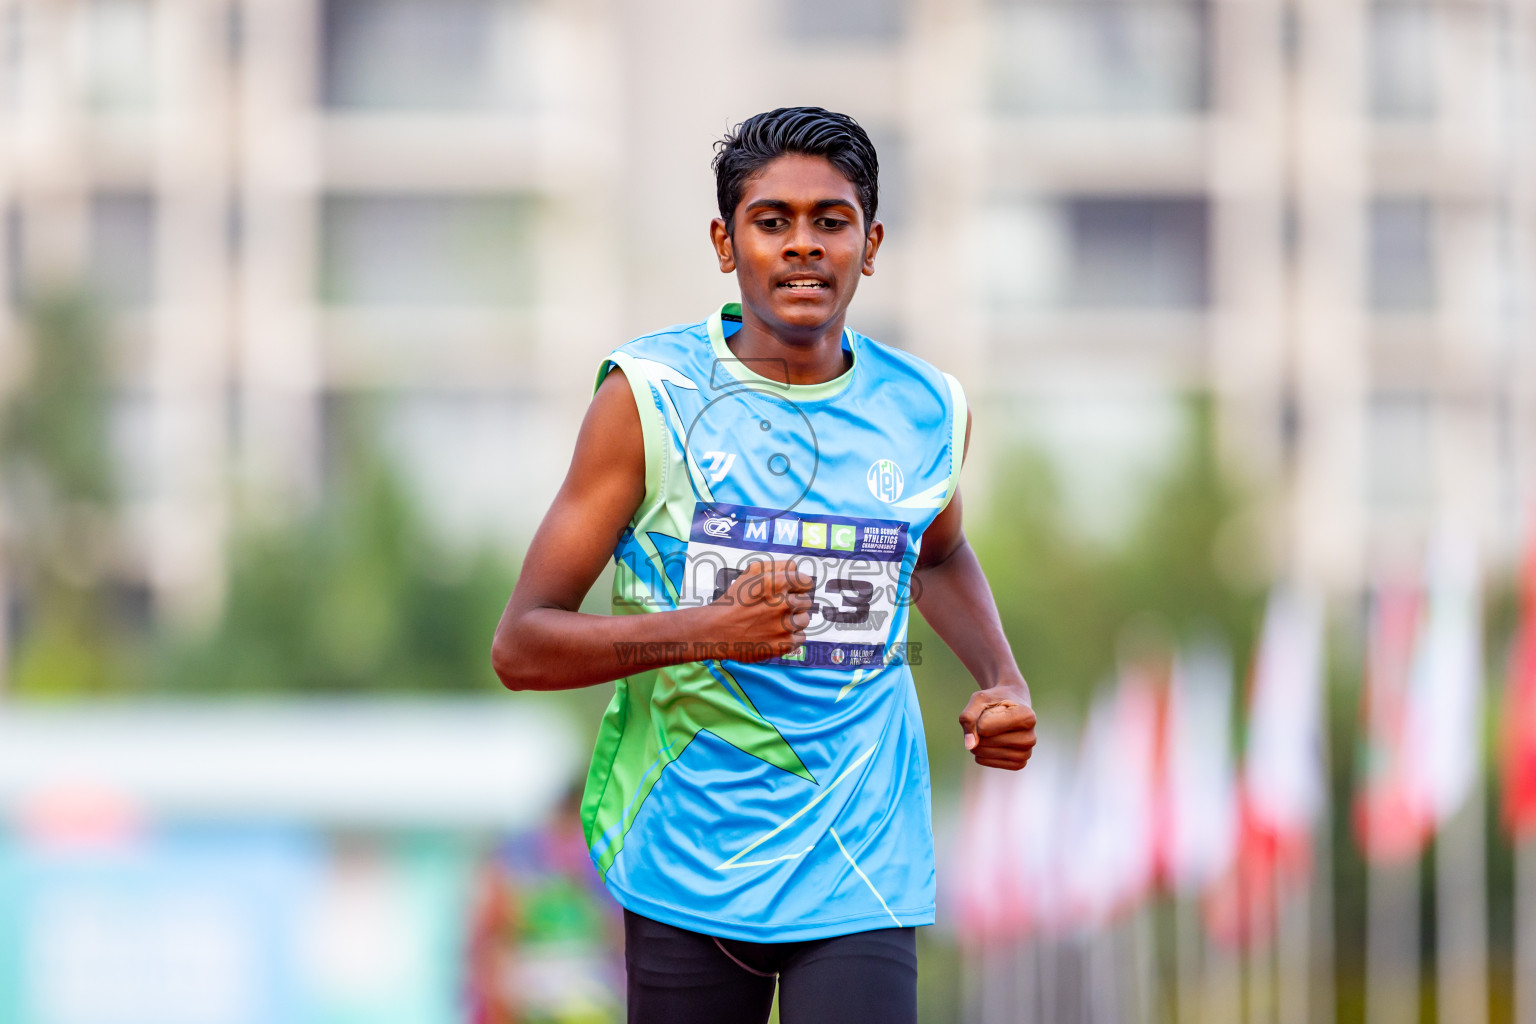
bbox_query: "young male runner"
[492,106,1036,1024]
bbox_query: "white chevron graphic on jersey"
[892,481,949,509]
[632,356,699,390]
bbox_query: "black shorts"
[623,909,918,1024]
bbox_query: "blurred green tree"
[1115,395,1265,663]
[156,401,514,694]
[2,292,126,697]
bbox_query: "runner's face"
[712,154,883,336]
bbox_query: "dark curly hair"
[712,107,879,234]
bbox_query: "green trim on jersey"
[583,347,814,877]
[939,372,968,511]
[705,302,858,402]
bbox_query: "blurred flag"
[1110,672,1161,916]
[1160,643,1238,896]
[1065,674,1159,928]
[1245,585,1327,839]
[1016,734,1068,935]
[954,759,1037,942]
[1402,532,1484,828]
[1412,534,1489,1024]
[1206,585,1326,944]
[994,755,1041,939]
[1354,577,1427,861]
[952,720,1067,942]
[1505,524,1536,839]
[1062,691,1116,928]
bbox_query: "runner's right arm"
[491,369,814,691]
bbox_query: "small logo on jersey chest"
[702,513,736,538]
[866,459,905,503]
[702,450,736,484]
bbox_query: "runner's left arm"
[911,410,1037,771]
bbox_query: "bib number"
[711,568,876,625]
[685,502,910,671]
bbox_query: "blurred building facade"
[0,0,1531,646]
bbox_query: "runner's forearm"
[911,538,1030,700]
[493,604,733,691]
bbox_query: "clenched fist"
[704,559,817,662]
[958,687,1037,770]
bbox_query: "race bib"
[684,502,910,671]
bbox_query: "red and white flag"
[1061,692,1116,930]
[954,763,1023,943]
[1401,531,1483,829]
[1109,671,1160,915]
[1161,642,1238,896]
[1206,585,1326,944]
[1065,673,1159,928]
[1244,585,1328,839]
[953,716,1077,941]
[1504,523,1536,839]
[1017,735,1068,935]
[1354,576,1427,861]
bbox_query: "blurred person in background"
[468,787,623,1024]
[492,106,1036,1024]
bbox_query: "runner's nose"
[783,222,824,261]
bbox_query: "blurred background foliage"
[3,292,126,698]
[3,293,513,698]
[152,412,514,696]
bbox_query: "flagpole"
[1089,923,1116,1024]
[1246,879,1275,1024]
[1311,758,1337,1024]
[1115,916,1134,1024]
[961,939,981,1024]
[1132,902,1157,1024]
[1015,936,1037,1024]
[1434,780,1489,1024]
[1276,873,1309,1024]
[1038,936,1059,1024]
[1421,532,1488,1024]
[1206,919,1242,1024]
[983,943,1007,1024]
[1175,894,1201,1024]
[1365,854,1419,1024]
[1518,837,1536,1024]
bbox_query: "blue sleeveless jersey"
[580,301,967,941]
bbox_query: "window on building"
[85,0,156,112]
[1066,196,1208,308]
[992,0,1210,115]
[378,393,564,549]
[110,392,156,502]
[983,198,1070,308]
[320,0,533,110]
[780,0,904,42]
[318,194,536,307]
[317,390,559,549]
[986,196,1209,308]
[1367,393,1433,512]
[1002,394,1183,542]
[1369,2,1436,121]
[1370,196,1435,312]
[89,192,156,307]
